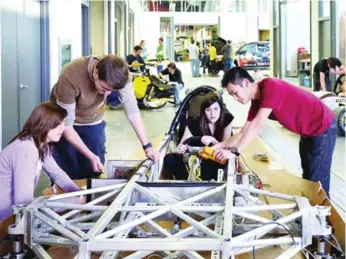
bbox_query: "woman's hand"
[175,144,187,154]
[201,136,217,146]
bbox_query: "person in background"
[50,55,160,180]
[188,39,200,77]
[126,45,145,73]
[0,102,81,221]
[139,40,148,62]
[162,92,233,180]
[159,62,184,106]
[156,37,165,73]
[208,42,217,76]
[221,40,233,73]
[201,40,210,75]
[214,67,336,198]
[313,57,345,92]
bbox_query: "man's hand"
[201,136,217,146]
[145,147,161,163]
[88,154,103,172]
[330,68,337,75]
[215,149,236,161]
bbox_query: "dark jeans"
[313,72,332,92]
[223,59,232,73]
[163,153,226,181]
[202,55,209,74]
[299,119,336,197]
[52,121,106,180]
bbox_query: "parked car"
[234,41,270,70]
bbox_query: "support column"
[269,0,274,76]
[310,0,319,76]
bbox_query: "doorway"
[1,0,42,147]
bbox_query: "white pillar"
[245,0,259,42]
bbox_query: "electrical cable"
[302,248,317,259]
[239,154,270,205]
[261,221,296,244]
[323,234,345,256]
[252,235,257,259]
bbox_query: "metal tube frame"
[20,150,332,258]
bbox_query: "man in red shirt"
[214,67,336,197]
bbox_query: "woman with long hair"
[0,102,80,221]
[163,92,234,180]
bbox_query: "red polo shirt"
[247,78,335,137]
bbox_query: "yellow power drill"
[199,146,227,165]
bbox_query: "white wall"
[282,0,310,75]
[174,12,218,25]
[49,0,82,88]
[258,12,270,30]
[219,14,247,43]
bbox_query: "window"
[240,44,256,55]
[319,0,330,17]
[259,0,268,12]
[229,0,246,12]
[273,0,279,26]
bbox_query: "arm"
[43,153,80,193]
[179,127,193,146]
[222,123,233,141]
[234,108,272,153]
[159,68,168,78]
[213,121,251,150]
[336,64,345,75]
[320,72,326,91]
[12,151,38,206]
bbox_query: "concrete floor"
[36,62,345,218]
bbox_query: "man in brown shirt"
[50,55,159,179]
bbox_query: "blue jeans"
[157,64,164,74]
[190,59,199,77]
[52,121,106,180]
[299,119,336,197]
[224,59,232,72]
[174,83,184,104]
[106,91,121,108]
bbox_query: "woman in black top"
[162,92,234,180]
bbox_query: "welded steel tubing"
[84,159,153,238]
[232,210,304,244]
[95,205,171,239]
[46,203,107,211]
[33,210,81,242]
[233,203,296,212]
[33,237,75,247]
[233,185,296,201]
[48,183,126,201]
[171,208,221,239]
[88,238,222,252]
[62,189,120,219]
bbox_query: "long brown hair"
[199,92,226,142]
[10,102,67,161]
